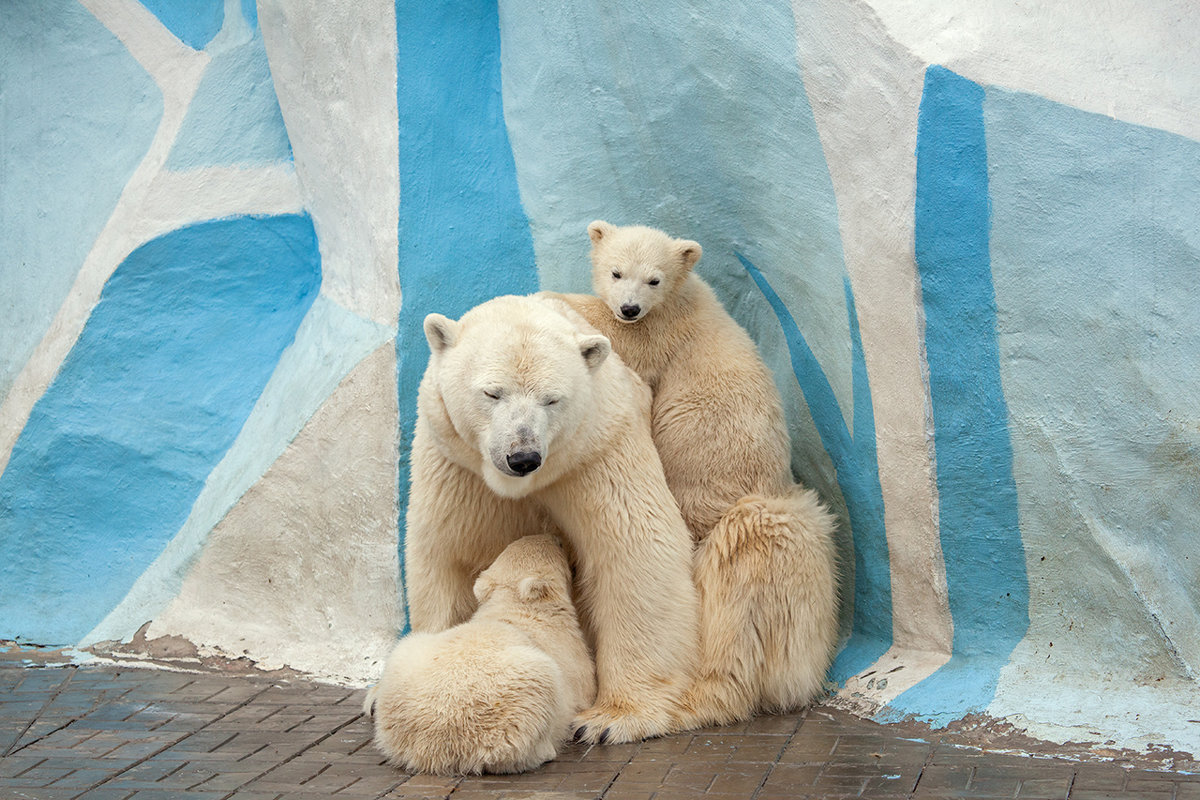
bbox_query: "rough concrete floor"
[2,644,1197,800]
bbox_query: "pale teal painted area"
[165,8,291,169]
[0,0,161,401]
[983,88,1200,739]
[498,0,854,444]
[81,294,394,646]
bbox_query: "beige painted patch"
[149,343,402,685]
[791,0,952,656]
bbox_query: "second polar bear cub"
[557,221,839,731]
[365,534,594,775]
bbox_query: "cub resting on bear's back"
[365,534,594,775]
[552,220,839,730]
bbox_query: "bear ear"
[676,239,702,272]
[578,333,611,371]
[424,313,460,355]
[472,574,495,603]
[518,576,551,602]
[587,220,615,245]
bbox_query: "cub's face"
[424,297,610,498]
[587,220,702,323]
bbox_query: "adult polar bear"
[405,293,698,745]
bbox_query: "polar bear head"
[423,295,611,498]
[472,533,573,608]
[587,220,702,323]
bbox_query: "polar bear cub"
[365,534,594,775]
[556,221,839,729]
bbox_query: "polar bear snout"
[619,303,642,321]
[489,414,548,479]
[505,450,542,476]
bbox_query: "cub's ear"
[578,333,611,371]
[677,239,702,271]
[587,220,616,245]
[472,574,494,603]
[518,576,551,602]
[423,313,460,355]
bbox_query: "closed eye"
[541,396,561,406]
[483,389,502,400]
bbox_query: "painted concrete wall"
[2,0,1197,757]
[0,0,401,685]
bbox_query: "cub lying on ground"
[365,534,594,774]
[553,220,840,729]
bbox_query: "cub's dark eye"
[483,390,501,400]
[648,278,660,286]
[611,271,622,280]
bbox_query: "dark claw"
[598,727,612,745]
[572,725,588,743]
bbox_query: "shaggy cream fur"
[366,535,594,774]
[555,221,839,729]
[405,294,699,744]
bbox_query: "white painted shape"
[139,164,304,231]
[863,0,1200,141]
[790,0,952,655]
[833,646,953,713]
[258,0,400,327]
[0,0,210,477]
[78,0,203,79]
[146,343,403,685]
[80,294,394,647]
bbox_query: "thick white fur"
[365,535,594,774]
[555,221,840,729]
[405,294,699,744]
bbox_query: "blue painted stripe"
[0,215,321,645]
[889,66,1029,722]
[740,254,892,679]
[395,0,540,632]
[138,0,224,50]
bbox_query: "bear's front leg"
[404,432,538,632]
[543,459,700,744]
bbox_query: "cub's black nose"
[620,304,640,319]
[506,451,542,475]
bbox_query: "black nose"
[506,451,542,475]
[620,304,640,319]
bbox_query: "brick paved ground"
[2,651,1197,799]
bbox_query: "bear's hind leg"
[752,488,839,714]
[674,489,838,731]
